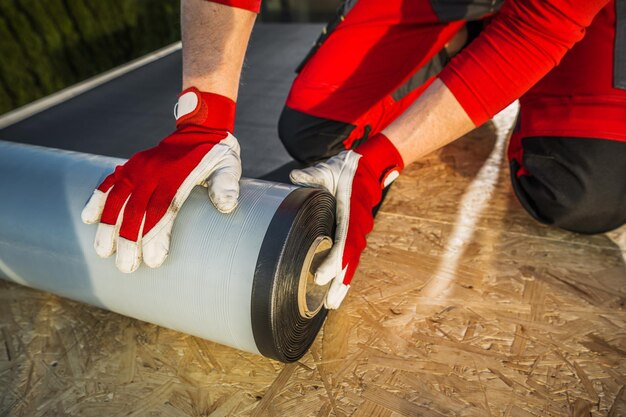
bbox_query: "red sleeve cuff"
[206,0,261,13]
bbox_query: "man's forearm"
[382,79,475,166]
[182,0,257,101]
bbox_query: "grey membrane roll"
[0,141,335,362]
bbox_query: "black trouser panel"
[278,107,363,164]
[510,136,626,234]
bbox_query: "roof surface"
[0,23,322,179]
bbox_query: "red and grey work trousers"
[278,0,626,234]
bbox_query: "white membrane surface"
[0,141,297,354]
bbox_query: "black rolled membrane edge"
[251,187,336,363]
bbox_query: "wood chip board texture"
[2,110,626,416]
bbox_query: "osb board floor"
[1,107,625,416]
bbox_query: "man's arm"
[383,78,474,165]
[82,0,261,273]
[182,0,257,99]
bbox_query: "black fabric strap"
[615,0,626,89]
[429,0,503,22]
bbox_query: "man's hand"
[81,87,241,273]
[290,134,404,308]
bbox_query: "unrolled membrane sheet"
[0,141,335,362]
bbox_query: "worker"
[81,0,626,309]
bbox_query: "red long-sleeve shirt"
[439,0,611,126]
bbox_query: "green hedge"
[0,0,180,114]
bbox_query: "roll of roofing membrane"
[0,141,335,362]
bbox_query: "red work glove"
[290,133,404,308]
[81,87,242,273]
